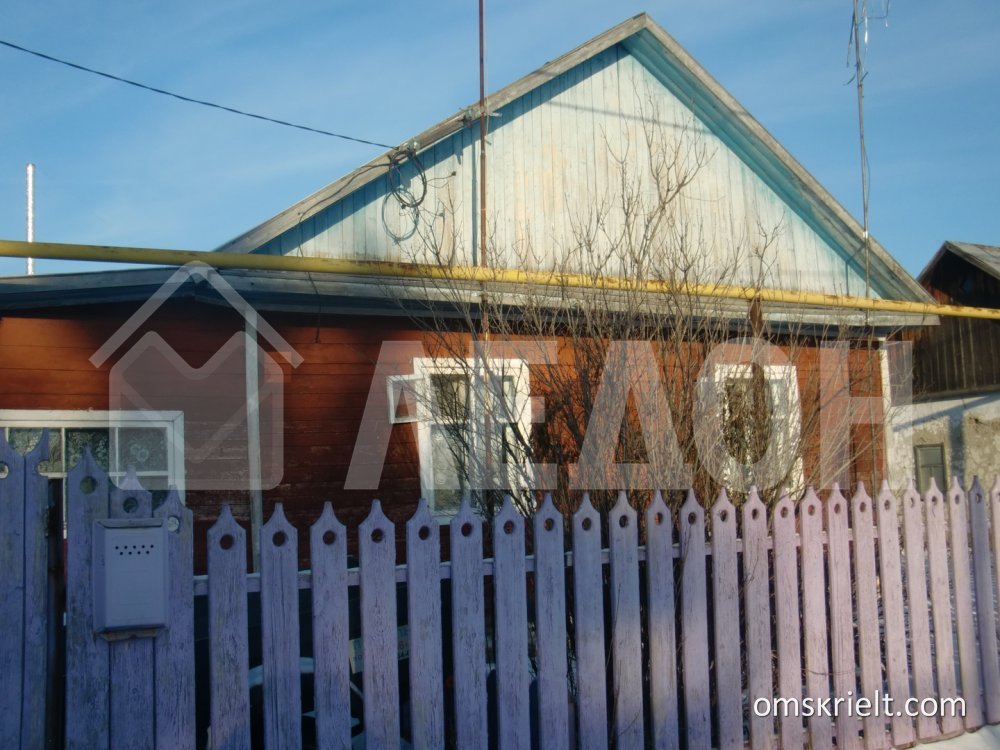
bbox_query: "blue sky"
[1,0,997,280]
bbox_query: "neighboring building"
[886,241,1000,492]
[0,14,934,568]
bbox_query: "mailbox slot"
[93,518,169,632]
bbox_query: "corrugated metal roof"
[945,241,1000,280]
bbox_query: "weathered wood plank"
[969,478,1000,724]
[801,488,833,750]
[310,502,351,750]
[359,500,400,746]
[680,490,710,749]
[902,482,937,740]
[0,434,26,750]
[153,488,195,750]
[572,494,608,750]
[108,472,155,750]
[260,504,303,749]
[609,492,643,749]
[851,485,887,749]
[826,486,859,750]
[65,449,110,750]
[742,488,773,750]
[20,436,49,750]
[947,479,984,729]
[711,489,742,750]
[772,492,803,750]
[406,500,445,749]
[533,494,569,750]
[207,506,251,750]
[875,483,915,747]
[925,480,963,736]
[645,491,679,750]
[449,500,487,749]
[493,496,530,750]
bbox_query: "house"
[0,14,936,568]
[885,240,1000,492]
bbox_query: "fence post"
[826,486,859,750]
[969,477,1000,724]
[711,489,742,750]
[679,490,710,749]
[0,432,27,748]
[533,494,569,750]
[772,492,803,749]
[801,488,832,750]
[645,491,679,750]
[742,488,773,750]
[571,494,608,750]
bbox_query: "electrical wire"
[0,38,393,149]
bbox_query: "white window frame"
[409,357,532,518]
[0,409,186,498]
[713,364,804,491]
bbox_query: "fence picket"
[711,489,742,750]
[207,506,251,750]
[925,480,963,736]
[449,500,487,749]
[533,494,569,750]
[64,449,110,750]
[108,473,155,750]
[609,492,643,749]
[742,488,773,750]
[359,500,400,746]
[970,478,1000,723]
[948,479,985,729]
[801,488,833,750]
[260,504,303,749]
[406,500,445,749]
[153,488,195,750]
[772,492,803,750]
[680,490,711,750]
[572,494,608,750]
[874,483,915,747]
[902,482,938,740]
[493,496,530,750]
[645,491,679,750]
[826,486,860,750]
[21,437,49,750]
[851,485,887,749]
[310,503,351,750]
[0,434,26,750]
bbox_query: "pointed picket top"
[772,490,795,525]
[153,487,189,527]
[450,496,482,540]
[360,499,392,537]
[876,480,897,516]
[902,478,921,509]
[22,427,50,476]
[263,502,296,538]
[645,489,671,531]
[993,475,1000,498]
[310,501,346,541]
[533,493,562,535]
[949,476,967,508]
[680,488,703,523]
[711,487,735,530]
[970,477,986,505]
[111,467,153,519]
[744,486,766,523]
[207,505,245,554]
[851,481,873,519]
[609,490,636,529]
[494,494,523,535]
[68,445,109,488]
[407,498,440,550]
[0,424,12,459]
[925,476,944,507]
[572,492,599,531]
[821,484,844,519]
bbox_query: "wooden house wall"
[0,301,885,571]
[907,252,1000,398]
[254,44,877,299]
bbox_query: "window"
[914,443,946,494]
[714,363,803,491]
[401,358,531,517]
[0,410,185,533]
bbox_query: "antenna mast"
[26,163,36,275]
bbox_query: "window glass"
[66,428,110,470]
[8,427,63,473]
[914,444,946,494]
[118,428,168,472]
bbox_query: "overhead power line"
[0,38,394,149]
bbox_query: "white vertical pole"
[26,163,36,275]
[244,309,264,572]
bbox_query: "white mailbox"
[93,518,169,632]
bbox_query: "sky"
[0,0,998,280]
